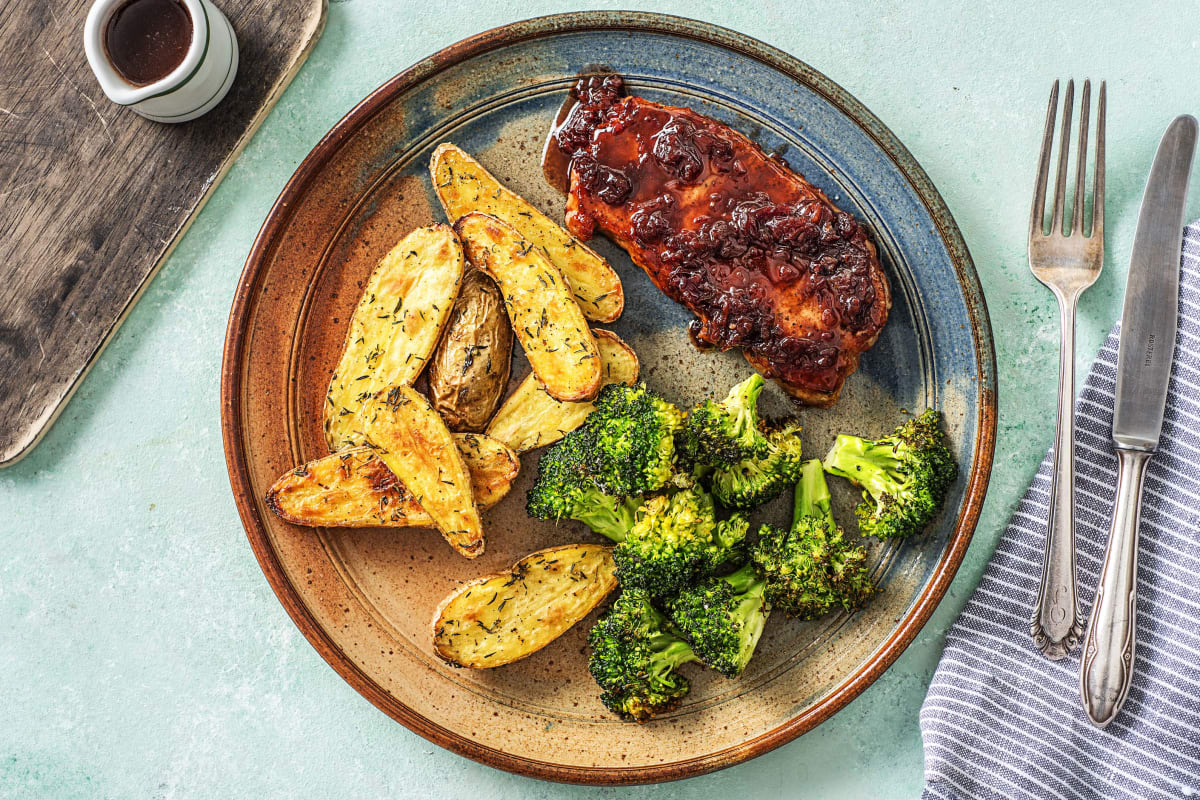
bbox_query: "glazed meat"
[554,75,890,406]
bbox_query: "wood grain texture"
[0,0,326,467]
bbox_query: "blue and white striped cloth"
[920,222,1200,800]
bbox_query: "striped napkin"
[920,222,1200,800]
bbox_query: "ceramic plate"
[221,12,996,784]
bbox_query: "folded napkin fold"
[920,222,1200,800]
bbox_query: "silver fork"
[1029,79,1106,660]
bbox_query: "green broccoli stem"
[727,373,765,405]
[822,436,905,502]
[726,373,765,432]
[648,633,698,677]
[725,563,769,672]
[734,584,768,663]
[571,492,643,543]
[722,562,763,594]
[793,459,833,528]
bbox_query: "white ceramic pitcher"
[84,0,238,123]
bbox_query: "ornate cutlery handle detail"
[1032,297,1085,659]
[1080,447,1150,728]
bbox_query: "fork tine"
[1030,80,1060,238]
[1072,80,1091,236]
[1093,81,1106,238]
[1051,79,1075,235]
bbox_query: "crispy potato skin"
[431,544,617,668]
[264,434,519,528]
[324,224,465,450]
[363,387,484,557]
[427,269,513,432]
[430,142,623,323]
[454,212,602,402]
[486,329,639,452]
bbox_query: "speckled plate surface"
[221,12,996,784]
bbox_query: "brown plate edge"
[219,10,998,786]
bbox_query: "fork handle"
[1080,447,1149,727]
[1031,295,1085,659]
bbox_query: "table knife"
[1079,114,1197,728]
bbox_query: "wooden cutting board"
[0,0,326,467]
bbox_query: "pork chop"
[554,74,890,406]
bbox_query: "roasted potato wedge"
[324,224,465,451]
[427,269,513,432]
[362,386,483,557]
[454,212,601,402]
[486,329,639,452]
[264,434,519,528]
[430,143,623,323]
[432,544,617,668]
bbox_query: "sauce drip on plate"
[541,67,621,195]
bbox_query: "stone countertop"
[5,2,1200,797]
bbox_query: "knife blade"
[1081,114,1197,728]
[1112,115,1198,450]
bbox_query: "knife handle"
[1080,446,1150,728]
[1032,298,1085,659]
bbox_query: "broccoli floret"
[822,409,957,539]
[612,485,748,596]
[711,512,751,572]
[526,383,683,537]
[752,459,875,619]
[525,427,595,518]
[587,588,698,720]
[681,374,770,467]
[710,419,804,509]
[569,492,645,542]
[585,382,685,496]
[525,428,639,538]
[667,563,770,677]
[526,475,640,542]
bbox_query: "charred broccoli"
[681,374,770,467]
[587,588,698,720]
[822,409,957,539]
[667,563,770,677]
[586,381,685,496]
[524,425,640,539]
[526,382,683,537]
[710,419,805,509]
[752,459,875,619]
[612,484,749,596]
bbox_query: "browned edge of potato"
[453,212,602,402]
[362,386,483,557]
[430,142,624,323]
[431,544,617,668]
[264,434,519,529]
[486,329,639,452]
[427,269,513,432]
[324,224,465,451]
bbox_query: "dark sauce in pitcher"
[104,0,193,87]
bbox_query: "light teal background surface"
[5,2,1200,798]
